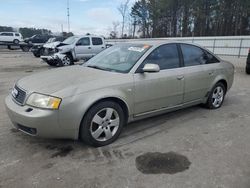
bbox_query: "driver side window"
[77,37,90,46]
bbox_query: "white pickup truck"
[41,35,107,66]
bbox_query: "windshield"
[85,44,151,73]
[63,36,78,45]
[47,37,56,43]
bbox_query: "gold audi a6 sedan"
[5,41,234,147]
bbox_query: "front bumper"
[5,95,76,139]
[41,53,66,64]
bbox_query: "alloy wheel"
[62,56,71,66]
[212,86,224,108]
[90,108,120,142]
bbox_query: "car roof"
[77,35,104,38]
[114,40,203,48]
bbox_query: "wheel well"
[218,80,228,92]
[65,52,73,58]
[78,97,129,139]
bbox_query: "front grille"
[12,85,26,105]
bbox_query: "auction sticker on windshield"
[128,45,150,53]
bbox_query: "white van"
[0,32,23,44]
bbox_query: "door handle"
[177,76,184,80]
[88,47,91,49]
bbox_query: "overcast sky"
[0,0,136,36]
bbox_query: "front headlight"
[26,93,61,110]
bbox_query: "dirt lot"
[0,49,250,188]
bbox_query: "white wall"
[106,36,250,57]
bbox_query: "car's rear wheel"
[80,101,125,147]
[13,39,19,44]
[206,82,226,109]
[33,52,40,58]
[246,66,250,74]
[33,48,44,58]
[20,46,30,52]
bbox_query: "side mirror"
[142,64,160,73]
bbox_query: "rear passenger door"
[180,44,210,103]
[91,37,105,55]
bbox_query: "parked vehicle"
[5,41,234,147]
[31,36,67,58]
[246,48,250,74]
[0,32,23,44]
[40,35,106,66]
[23,34,53,44]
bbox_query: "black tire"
[246,66,250,74]
[46,61,58,67]
[13,39,19,44]
[58,54,74,66]
[33,52,40,58]
[205,82,226,109]
[21,46,30,52]
[80,101,125,147]
[33,48,44,58]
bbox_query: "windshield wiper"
[87,65,109,70]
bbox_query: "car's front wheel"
[206,82,226,109]
[80,101,125,147]
[59,54,74,66]
[46,61,58,67]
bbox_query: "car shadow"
[9,105,207,161]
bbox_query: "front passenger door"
[133,44,184,115]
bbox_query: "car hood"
[16,66,128,98]
[43,41,61,49]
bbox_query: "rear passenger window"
[92,37,103,45]
[181,44,206,66]
[143,44,180,70]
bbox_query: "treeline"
[19,28,52,38]
[0,26,52,38]
[131,0,250,38]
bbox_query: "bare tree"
[117,0,130,38]
[110,21,120,39]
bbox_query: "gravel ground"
[0,50,250,188]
